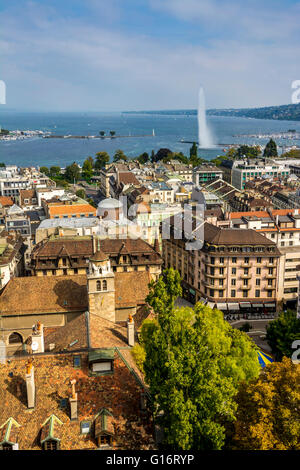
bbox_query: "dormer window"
[40,415,62,451]
[94,409,114,448]
[88,349,114,375]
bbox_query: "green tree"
[49,166,61,178]
[266,310,300,361]
[82,158,93,179]
[65,162,81,183]
[95,152,110,170]
[190,142,198,159]
[113,149,127,162]
[141,269,260,450]
[263,138,278,158]
[87,197,97,208]
[137,152,149,164]
[40,166,50,176]
[232,357,300,450]
[236,145,260,159]
[76,189,86,200]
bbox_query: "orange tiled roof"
[0,196,14,207]
[48,204,96,217]
[0,354,154,450]
[229,211,269,219]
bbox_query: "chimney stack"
[69,379,78,421]
[25,359,35,409]
[31,321,44,354]
[127,314,135,347]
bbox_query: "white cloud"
[1,1,300,110]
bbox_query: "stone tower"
[87,240,115,322]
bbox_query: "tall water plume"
[198,87,213,148]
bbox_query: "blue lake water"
[1,111,300,167]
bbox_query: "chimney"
[25,359,35,409]
[31,321,44,354]
[69,379,78,421]
[127,314,135,347]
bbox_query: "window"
[231,279,236,286]
[73,356,81,368]
[257,257,261,263]
[243,291,248,298]
[44,440,58,451]
[80,421,91,435]
[232,268,236,275]
[231,290,236,297]
[255,290,260,298]
[102,280,107,290]
[219,290,224,297]
[99,436,111,446]
[8,332,23,344]
[92,362,112,373]
[210,289,214,296]
[267,291,272,298]
[256,268,261,275]
[232,257,237,263]
[256,279,260,286]
[96,280,101,291]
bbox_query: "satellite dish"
[31,341,38,351]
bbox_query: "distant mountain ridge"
[124,103,300,121]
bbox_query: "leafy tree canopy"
[113,149,127,162]
[141,268,260,450]
[65,162,81,183]
[266,310,300,361]
[232,357,300,450]
[137,152,149,164]
[40,166,50,176]
[263,138,278,158]
[95,152,110,170]
[76,189,86,200]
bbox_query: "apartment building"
[193,165,223,186]
[0,231,25,290]
[0,169,52,202]
[163,220,279,317]
[231,159,290,190]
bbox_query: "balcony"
[265,285,275,290]
[205,272,226,279]
[240,274,252,279]
[265,273,277,279]
[266,261,276,267]
[240,262,252,268]
[240,285,251,290]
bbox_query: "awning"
[199,297,208,305]
[264,303,276,308]
[216,303,228,310]
[240,302,251,308]
[227,303,239,311]
[207,302,215,308]
[252,303,263,308]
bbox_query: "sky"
[1,0,300,111]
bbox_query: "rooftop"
[0,353,154,450]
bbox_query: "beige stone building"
[30,235,162,281]
[0,245,153,355]
[163,220,280,317]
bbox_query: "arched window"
[9,332,23,344]
[96,280,101,291]
[102,280,107,291]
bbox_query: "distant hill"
[124,103,300,121]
